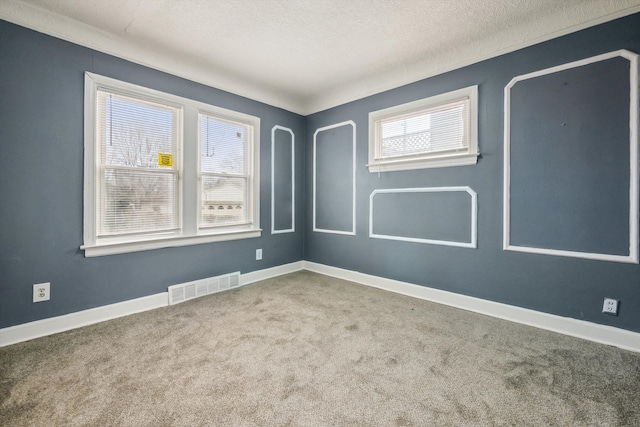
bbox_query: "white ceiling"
[2,0,640,115]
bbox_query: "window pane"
[380,99,467,158]
[201,176,247,227]
[99,169,179,236]
[200,115,246,175]
[97,91,178,168]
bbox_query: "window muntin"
[83,72,261,257]
[369,86,478,172]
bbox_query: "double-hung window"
[199,114,253,229]
[95,89,181,238]
[83,73,260,257]
[368,85,478,172]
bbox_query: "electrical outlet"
[33,282,50,303]
[602,298,618,316]
[256,248,262,260]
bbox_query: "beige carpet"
[1,271,639,426]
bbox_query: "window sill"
[368,152,478,173]
[81,228,262,257]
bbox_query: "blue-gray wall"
[305,13,640,333]
[0,20,305,328]
[3,13,640,335]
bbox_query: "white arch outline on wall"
[369,187,477,248]
[313,120,357,236]
[503,49,639,263]
[271,125,295,234]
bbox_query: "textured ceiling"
[2,0,640,114]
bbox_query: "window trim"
[368,85,479,173]
[82,72,260,257]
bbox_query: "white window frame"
[82,72,260,257]
[368,85,479,173]
[197,111,256,231]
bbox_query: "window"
[83,73,260,257]
[368,85,478,172]
[199,114,252,229]
[95,90,181,238]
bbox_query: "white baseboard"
[3,260,639,353]
[0,293,168,347]
[0,261,306,347]
[240,261,305,286]
[303,261,640,353]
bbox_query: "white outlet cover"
[602,298,618,315]
[33,282,50,302]
[256,249,263,260]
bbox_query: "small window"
[368,86,478,172]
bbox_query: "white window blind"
[379,99,468,158]
[368,85,478,172]
[96,90,180,237]
[199,114,250,228]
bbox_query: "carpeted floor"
[1,270,640,426]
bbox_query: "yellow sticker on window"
[158,153,173,167]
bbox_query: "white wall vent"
[219,276,230,291]
[168,271,241,305]
[229,274,239,288]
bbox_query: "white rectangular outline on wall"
[271,125,295,234]
[369,187,477,248]
[313,120,357,236]
[503,49,639,264]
